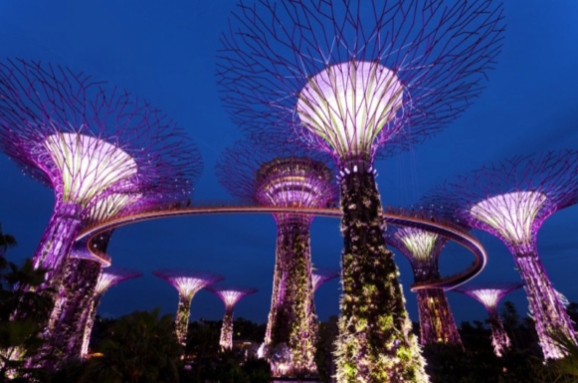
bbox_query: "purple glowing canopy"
[453,282,523,311]
[312,268,339,292]
[428,150,578,253]
[207,285,257,310]
[215,137,337,216]
[152,269,224,298]
[217,0,505,164]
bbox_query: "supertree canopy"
[386,227,462,347]
[312,268,340,292]
[79,266,142,356]
[428,150,578,359]
[0,59,202,368]
[218,1,504,381]
[453,283,522,357]
[153,269,223,348]
[216,138,337,377]
[0,58,201,292]
[207,286,257,350]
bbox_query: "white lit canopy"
[43,133,138,205]
[469,191,547,247]
[296,60,404,161]
[394,227,440,262]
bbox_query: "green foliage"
[79,308,182,383]
[532,330,578,382]
[0,254,54,381]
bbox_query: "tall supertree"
[152,269,223,348]
[0,59,201,367]
[217,1,505,381]
[453,283,522,357]
[80,266,142,357]
[386,226,462,347]
[216,138,337,377]
[312,268,339,292]
[207,286,257,350]
[428,150,578,359]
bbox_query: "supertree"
[453,283,522,357]
[0,59,201,367]
[0,59,198,299]
[312,268,340,292]
[206,286,257,350]
[79,266,143,357]
[216,138,337,377]
[217,1,505,381]
[152,269,223,348]
[428,150,578,359]
[386,226,462,347]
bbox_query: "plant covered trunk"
[220,308,234,350]
[81,292,103,357]
[48,258,101,364]
[334,167,428,383]
[487,307,511,357]
[266,219,317,377]
[416,288,462,347]
[175,294,192,348]
[514,250,576,359]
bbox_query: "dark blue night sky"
[0,1,577,327]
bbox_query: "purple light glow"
[454,283,522,357]
[296,61,404,159]
[312,268,340,292]
[430,150,578,359]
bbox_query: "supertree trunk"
[267,221,317,376]
[175,294,192,348]
[48,259,101,363]
[416,289,462,347]
[32,202,83,286]
[81,291,106,357]
[220,308,234,350]
[335,169,427,383]
[513,250,575,359]
[487,307,511,357]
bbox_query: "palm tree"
[80,309,182,383]
[0,224,16,257]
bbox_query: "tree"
[79,309,182,383]
[0,224,16,258]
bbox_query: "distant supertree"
[453,283,523,357]
[79,266,142,357]
[153,269,223,348]
[312,268,340,292]
[216,138,336,376]
[218,1,504,381]
[0,59,201,368]
[207,286,257,350]
[428,150,578,359]
[0,59,198,299]
[386,226,462,347]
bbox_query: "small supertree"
[152,269,223,348]
[312,268,340,292]
[428,150,578,359]
[218,1,505,381]
[453,283,523,357]
[207,286,257,350]
[80,266,142,357]
[386,226,462,347]
[0,59,200,303]
[216,138,336,377]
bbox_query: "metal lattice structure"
[216,138,336,377]
[217,1,505,380]
[453,283,523,357]
[207,286,257,350]
[153,269,223,348]
[428,150,578,359]
[312,268,340,292]
[0,58,201,288]
[386,226,462,347]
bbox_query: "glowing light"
[462,288,503,309]
[85,192,142,223]
[43,133,138,204]
[470,191,547,247]
[297,60,404,158]
[312,269,339,291]
[394,228,440,262]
